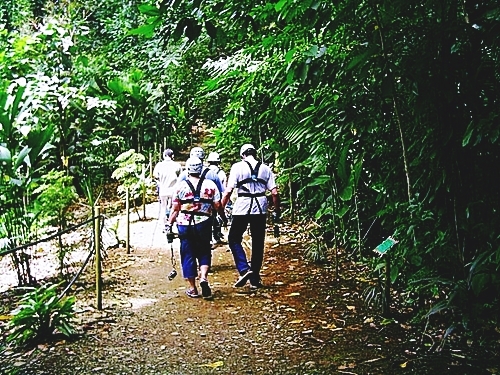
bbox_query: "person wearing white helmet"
[221,143,280,290]
[165,156,226,299]
[207,151,227,244]
[207,151,227,189]
[153,148,182,229]
[177,146,224,194]
[189,146,205,160]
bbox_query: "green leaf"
[14,146,31,170]
[462,120,474,146]
[128,22,158,38]
[275,0,288,12]
[335,205,349,218]
[299,62,309,83]
[339,185,353,201]
[390,265,399,283]
[138,4,161,16]
[337,143,350,185]
[108,78,126,95]
[347,46,377,70]
[304,45,319,57]
[306,174,330,187]
[285,48,296,63]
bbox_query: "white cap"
[207,151,220,162]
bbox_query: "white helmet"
[190,147,205,160]
[206,151,220,163]
[240,143,256,157]
[185,156,203,175]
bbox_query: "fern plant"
[7,283,77,346]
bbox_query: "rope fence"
[0,216,97,257]
[0,209,107,309]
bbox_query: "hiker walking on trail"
[221,144,280,289]
[207,151,227,244]
[177,147,224,194]
[207,151,227,189]
[165,156,226,299]
[153,149,182,229]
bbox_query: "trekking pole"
[166,229,177,280]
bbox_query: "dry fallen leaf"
[346,305,356,310]
[286,292,300,297]
[198,361,224,369]
[289,320,303,324]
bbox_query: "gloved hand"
[165,225,175,243]
[272,211,281,224]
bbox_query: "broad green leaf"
[14,146,31,170]
[339,185,353,201]
[390,265,399,283]
[335,205,349,218]
[304,45,319,57]
[128,23,158,38]
[337,143,350,184]
[306,174,330,187]
[138,4,161,16]
[107,79,126,95]
[275,0,288,12]
[285,48,296,63]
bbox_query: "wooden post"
[383,252,391,317]
[149,151,153,176]
[142,164,146,220]
[126,188,130,254]
[94,206,102,310]
[288,168,294,224]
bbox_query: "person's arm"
[271,187,280,214]
[213,200,227,224]
[221,188,233,208]
[166,200,180,226]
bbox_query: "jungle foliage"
[1,0,499,347]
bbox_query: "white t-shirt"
[227,156,276,215]
[153,159,182,197]
[209,164,227,189]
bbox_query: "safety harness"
[179,168,212,230]
[236,161,267,214]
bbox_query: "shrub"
[7,283,77,346]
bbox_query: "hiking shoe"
[250,281,263,291]
[200,279,212,299]
[234,269,253,288]
[185,288,200,298]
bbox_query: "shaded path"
[2,202,494,374]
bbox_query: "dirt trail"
[1,202,340,374]
[2,202,493,375]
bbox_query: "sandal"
[185,288,200,298]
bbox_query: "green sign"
[373,236,398,256]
